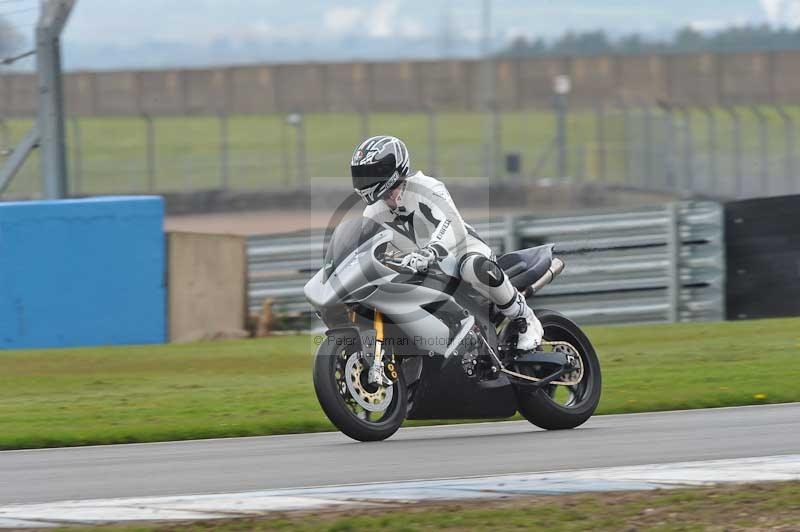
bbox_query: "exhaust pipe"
[523,257,565,298]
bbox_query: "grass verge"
[0,317,798,450]
[61,481,800,532]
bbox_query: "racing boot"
[501,293,544,351]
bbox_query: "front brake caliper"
[384,358,399,382]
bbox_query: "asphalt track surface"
[1,403,798,506]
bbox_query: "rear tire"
[313,336,407,442]
[514,309,602,430]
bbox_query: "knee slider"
[470,256,505,288]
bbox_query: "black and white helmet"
[350,135,411,205]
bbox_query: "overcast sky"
[1,0,793,69]
[60,0,772,44]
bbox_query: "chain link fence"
[1,103,799,199]
[566,102,800,198]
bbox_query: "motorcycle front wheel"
[514,309,602,430]
[313,336,407,442]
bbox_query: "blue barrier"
[0,196,165,348]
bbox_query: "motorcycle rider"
[351,135,543,351]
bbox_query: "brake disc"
[549,341,584,386]
[344,353,394,412]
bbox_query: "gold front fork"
[374,310,384,343]
[373,311,397,382]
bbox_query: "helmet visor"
[351,154,397,191]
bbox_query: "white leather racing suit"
[363,171,543,349]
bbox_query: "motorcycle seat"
[496,244,554,289]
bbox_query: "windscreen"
[322,217,384,281]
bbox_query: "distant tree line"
[501,25,800,57]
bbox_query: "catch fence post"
[594,101,607,182]
[494,102,502,180]
[483,101,501,181]
[37,0,75,199]
[774,104,796,194]
[700,107,718,194]
[723,106,743,198]
[750,106,769,196]
[280,114,291,186]
[618,99,631,186]
[642,103,654,190]
[360,107,370,140]
[296,112,308,187]
[427,106,438,176]
[662,103,677,192]
[526,108,538,180]
[480,0,498,183]
[678,106,695,195]
[69,115,83,194]
[503,214,518,255]
[142,113,156,193]
[554,89,568,179]
[219,112,230,189]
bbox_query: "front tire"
[514,309,602,430]
[313,336,407,442]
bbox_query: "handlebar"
[381,250,444,276]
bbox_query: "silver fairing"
[303,228,455,355]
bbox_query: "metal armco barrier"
[247,202,725,327]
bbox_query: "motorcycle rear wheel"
[514,309,602,430]
[313,336,407,442]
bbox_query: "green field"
[0,317,798,451]
[3,106,796,197]
[77,481,800,532]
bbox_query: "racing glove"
[399,247,437,273]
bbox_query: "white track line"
[1,454,798,528]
